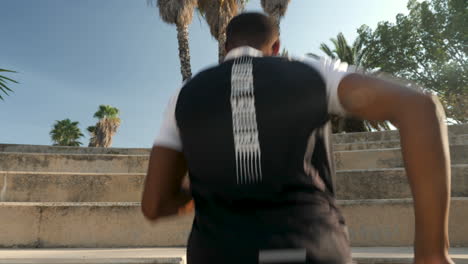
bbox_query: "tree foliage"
[260,0,291,29]
[358,0,467,123]
[0,69,18,101]
[309,33,391,133]
[50,119,84,146]
[197,0,245,62]
[93,105,120,119]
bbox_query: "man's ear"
[272,40,280,56]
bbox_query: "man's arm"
[141,146,192,221]
[338,73,452,263]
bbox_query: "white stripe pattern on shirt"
[230,57,263,184]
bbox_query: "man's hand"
[178,200,195,215]
[338,73,452,261]
[178,174,195,215]
[141,146,192,221]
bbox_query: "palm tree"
[89,105,121,147]
[0,69,18,100]
[313,32,367,73]
[198,0,246,63]
[87,125,97,147]
[50,119,84,146]
[308,32,390,133]
[149,0,197,81]
[260,0,291,31]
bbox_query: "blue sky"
[1,0,409,148]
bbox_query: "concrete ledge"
[335,165,468,199]
[334,134,468,151]
[0,248,467,264]
[0,202,193,248]
[338,198,468,247]
[351,247,468,264]
[0,153,148,173]
[0,144,151,155]
[1,144,466,173]
[335,145,467,170]
[0,172,145,202]
[2,134,467,156]
[332,124,467,144]
[1,164,466,203]
[1,198,467,248]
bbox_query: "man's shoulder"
[193,60,236,80]
[255,55,322,70]
[181,55,326,90]
[252,55,324,79]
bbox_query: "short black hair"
[225,12,279,50]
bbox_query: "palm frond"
[306,53,321,60]
[50,118,84,146]
[313,33,391,132]
[260,0,291,18]
[319,43,336,59]
[152,0,197,26]
[0,69,18,73]
[93,105,120,119]
[198,0,240,38]
[87,126,96,133]
[0,69,18,101]
[0,75,18,83]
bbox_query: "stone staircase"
[0,124,467,263]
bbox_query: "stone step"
[332,124,467,144]
[334,134,468,151]
[0,247,467,264]
[0,248,186,264]
[335,144,467,170]
[1,134,467,157]
[341,198,468,247]
[0,124,465,156]
[0,172,145,202]
[0,152,148,173]
[335,165,468,200]
[2,164,466,203]
[1,198,466,248]
[1,134,465,159]
[351,247,468,264]
[0,144,151,155]
[1,144,466,173]
[0,202,192,248]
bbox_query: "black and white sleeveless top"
[154,46,353,264]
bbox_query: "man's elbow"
[415,93,445,121]
[394,92,443,127]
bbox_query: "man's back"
[169,50,352,263]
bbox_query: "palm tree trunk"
[176,23,192,81]
[218,32,227,63]
[272,13,281,32]
[88,135,97,147]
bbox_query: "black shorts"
[186,204,352,264]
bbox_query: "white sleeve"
[153,88,183,151]
[300,56,353,116]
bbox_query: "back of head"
[225,12,279,54]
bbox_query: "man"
[142,13,453,264]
